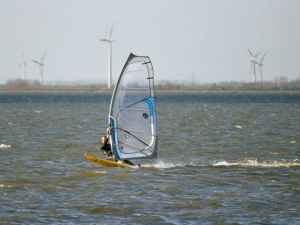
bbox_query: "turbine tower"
[257,53,267,87]
[32,50,47,84]
[99,25,114,89]
[19,50,27,80]
[248,49,260,84]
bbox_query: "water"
[0,91,299,225]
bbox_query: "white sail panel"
[109,53,157,160]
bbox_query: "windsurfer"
[100,135,113,159]
[100,127,134,165]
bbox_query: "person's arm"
[106,127,112,135]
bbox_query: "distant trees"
[1,78,300,91]
[155,79,300,91]
[1,79,109,91]
[5,79,41,89]
[273,76,288,87]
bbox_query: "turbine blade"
[41,50,47,63]
[248,49,254,57]
[259,53,267,64]
[109,24,114,40]
[254,52,260,58]
[32,59,42,65]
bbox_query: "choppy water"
[0,91,300,225]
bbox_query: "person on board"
[100,127,135,166]
[100,135,113,159]
[100,127,113,157]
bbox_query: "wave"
[80,170,107,177]
[141,159,300,169]
[0,183,13,188]
[141,160,198,169]
[0,144,11,149]
[212,159,300,168]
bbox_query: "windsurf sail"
[108,53,157,160]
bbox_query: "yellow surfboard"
[84,152,137,169]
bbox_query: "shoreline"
[1,88,300,94]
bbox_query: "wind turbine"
[248,49,260,84]
[99,25,114,89]
[257,53,267,87]
[32,50,47,84]
[19,50,27,80]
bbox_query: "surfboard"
[84,152,137,169]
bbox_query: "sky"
[1,0,300,84]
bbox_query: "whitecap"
[212,159,300,168]
[34,110,42,114]
[140,160,198,169]
[0,184,13,188]
[0,144,11,149]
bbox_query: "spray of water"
[0,144,11,149]
[140,160,198,169]
[212,159,300,168]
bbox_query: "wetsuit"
[101,138,113,158]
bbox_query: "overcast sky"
[1,0,300,84]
